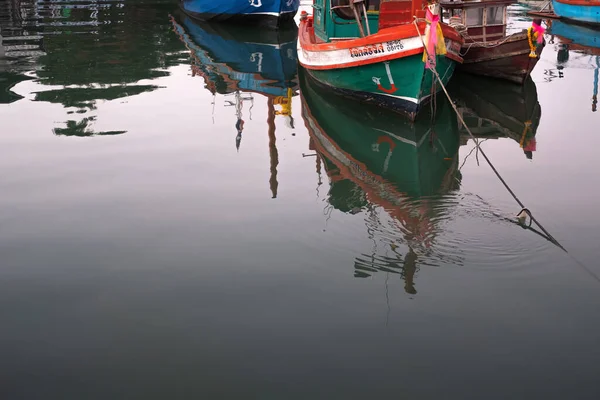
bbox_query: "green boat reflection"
[300,69,462,291]
[449,72,541,160]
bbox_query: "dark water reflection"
[1,0,185,134]
[1,1,600,398]
[301,69,464,282]
[171,13,298,155]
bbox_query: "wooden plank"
[527,10,561,18]
[1,36,43,41]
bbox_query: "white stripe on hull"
[298,36,424,68]
[373,92,421,104]
[373,128,418,147]
[241,10,297,16]
[304,112,407,205]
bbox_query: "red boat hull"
[458,31,544,84]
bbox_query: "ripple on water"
[324,190,560,281]
[443,192,558,270]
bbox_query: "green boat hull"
[306,54,456,122]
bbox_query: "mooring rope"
[459,31,521,56]
[413,18,600,284]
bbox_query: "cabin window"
[368,0,381,11]
[486,6,504,25]
[447,9,464,22]
[465,8,484,26]
[313,0,326,34]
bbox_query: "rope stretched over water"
[412,18,600,284]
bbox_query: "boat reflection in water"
[300,69,462,294]
[0,72,33,104]
[3,0,185,135]
[171,14,298,197]
[448,72,541,159]
[550,20,600,112]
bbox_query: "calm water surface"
[1,1,599,398]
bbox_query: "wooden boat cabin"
[440,0,513,44]
[437,0,543,84]
[311,0,431,41]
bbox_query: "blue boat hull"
[553,0,600,24]
[180,0,299,28]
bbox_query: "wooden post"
[351,0,366,37]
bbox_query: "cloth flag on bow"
[422,8,447,69]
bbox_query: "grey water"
[1,1,599,398]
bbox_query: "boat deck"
[527,10,562,19]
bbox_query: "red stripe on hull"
[298,15,463,71]
[298,16,463,51]
[554,0,600,6]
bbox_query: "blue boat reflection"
[171,14,299,197]
[172,14,298,96]
[549,19,600,112]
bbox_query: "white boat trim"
[298,36,424,68]
[242,10,297,16]
[373,129,418,147]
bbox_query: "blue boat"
[552,0,600,25]
[180,0,299,29]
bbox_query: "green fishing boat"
[298,0,464,121]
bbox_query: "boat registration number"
[349,44,385,58]
[385,40,404,52]
[348,39,406,59]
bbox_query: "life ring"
[331,0,370,20]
